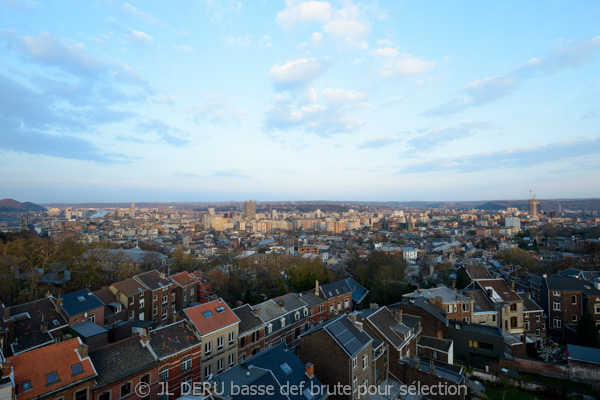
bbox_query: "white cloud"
[130,30,153,43]
[381,54,436,77]
[260,35,272,47]
[310,32,322,46]
[370,47,398,57]
[276,0,333,29]
[268,58,323,86]
[186,92,245,126]
[323,3,370,49]
[122,3,158,24]
[225,35,251,47]
[321,88,368,106]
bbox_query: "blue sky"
[1,0,599,203]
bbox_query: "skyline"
[1,1,600,203]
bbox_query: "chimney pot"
[315,280,320,296]
[1,361,12,379]
[370,303,378,309]
[354,321,363,332]
[277,299,285,308]
[305,362,314,378]
[393,308,403,323]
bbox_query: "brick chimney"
[140,333,150,346]
[305,363,314,378]
[354,321,363,332]
[348,313,357,323]
[77,343,89,359]
[1,361,12,379]
[55,295,63,313]
[315,280,320,296]
[277,299,285,308]
[511,281,515,291]
[393,309,403,323]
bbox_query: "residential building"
[134,270,173,326]
[468,279,524,334]
[55,289,105,327]
[109,278,148,322]
[170,272,197,310]
[519,292,546,345]
[232,304,265,362]
[403,286,474,322]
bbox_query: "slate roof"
[184,299,239,336]
[359,307,410,350]
[6,338,97,400]
[233,304,265,335]
[544,276,600,296]
[171,271,197,288]
[449,320,503,336]
[135,270,171,291]
[318,280,352,299]
[389,298,448,324]
[272,293,307,313]
[302,315,372,357]
[462,289,496,313]
[464,265,493,280]
[9,297,67,354]
[417,336,453,353]
[148,321,201,360]
[60,289,104,317]
[253,300,287,322]
[518,293,543,312]
[89,335,156,388]
[567,344,600,365]
[70,321,108,338]
[474,279,522,303]
[110,278,146,297]
[345,277,369,303]
[404,286,471,303]
[298,291,327,308]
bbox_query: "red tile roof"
[184,298,239,336]
[171,272,197,288]
[7,338,97,400]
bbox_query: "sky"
[1,0,600,203]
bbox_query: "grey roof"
[389,298,448,324]
[449,320,503,337]
[401,314,422,331]
[273,293,307,313]
[346,277,369,303]
[417,336,452,353]
[233,304,265,335]
[567,344,600,365]
[404,286,470,303]
[149,321,201,359]
[253,300,287,322]
[9,297,67,354]
[135,270,170,291]
[299,291,327,307]
[89,336,156,388]
[361,307,411,350]
[518,293,543,312]
[545,276,600,296]
[60,289,104,317]
[324,315,372,357]
[70,321,108,338]
[407,358,464,384]
[319,280,352,299]
[462,289,496,313]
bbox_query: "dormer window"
[280,317,286,328]
[46,372,58,385]
[294,311,300,321]
[267,323,273,334]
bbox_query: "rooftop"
[184,298,239,336]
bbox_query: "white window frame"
[228,331,235,345]
[205,341,212,357]
[553,300,561,311]
[160,366,169,382]
[553,319,561,328]
[352,356,357,369]
[181,356,192,373]
[362,353,368,370]
[217,336,224,351]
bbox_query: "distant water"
[90,210,111,219]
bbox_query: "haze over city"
[1,1,600,203]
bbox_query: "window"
[536,328,541,336]
[98,392,110,400]
[204,365,212,379]
[463,317,470,322]
[162,308,168,320]
[71,363,83,375]
[492,314,497,322]
[47,371,58,385]
[216,336,225,350]
[129,310,134,320]
[553,300,561,311]
[553,291,560,296]
[469,340,479,348]
[524,321,530,331]
[572,315,577,322]
[344,299,349,308]
[141,374,150,385]
[88,314,95,323]
[281,336,285,344]
[75,389,87,400]
[22,381,31,392]
[362,353,368,370]
[572,295,577,305]
[462,303,470,312]
[595,304,600,314]
[446,305,452,313]
[181,356,192,373]
[228,331,235,345]
[153,307,157,316]
[432,350,438,360]
[160,366,169,381]
[353,377,357,393]
[228,353,235,366]
[318,305,323,313]
[329,304,334,313]
[511,317,518,328]
[153,294,158,302]
[129,296,134,305]
[280,317,286,328]
[352,356,357,369]
[162,295,167,305]
[337,301,341,310]
[267,323,272,334]
[553,319,561,328]
[172,292,176,302]
[363,377,369,390]
[205,341,212,356]
[303,308,309,317]
[510,304,517,311]
[294,311,300,321]
[217,358,224,374]
[139,298,145,308]
[120,382,131,398]
[536,314,540,322]
[172,305,176,314]
[190,288,194,296]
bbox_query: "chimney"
[277,299,285,308]
[348,313,357,323]
[315,280,320,296]
[40,320,48,333]
[1,361,12,379]
[393,308,403,323]
[354,321,363,332]
[370,303,378,309]
[521,335,527,346]
[141,333,150,345]
[55,296,63,313]
[511,281,515,291]
[77,343,89,359]
[305,363,314,378]
[251,308,259,316]
[455,295,460,301]
[452,281,456,290]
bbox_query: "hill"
[0,199,46,212]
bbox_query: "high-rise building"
[65,207,72,219]
[244,200,256,220]
[130,203,136,217]
[529,196,540,217]
[208,207,215,216]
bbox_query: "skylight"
[203,311,213,318]
[71,363,83,375]
[280,363,292,374]
[47,371,58,385]
[77,296,85,302]
[22,381,31,391]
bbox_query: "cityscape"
[2,0,600,400]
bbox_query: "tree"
[497,247,538,270]
[578,310,599,348]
